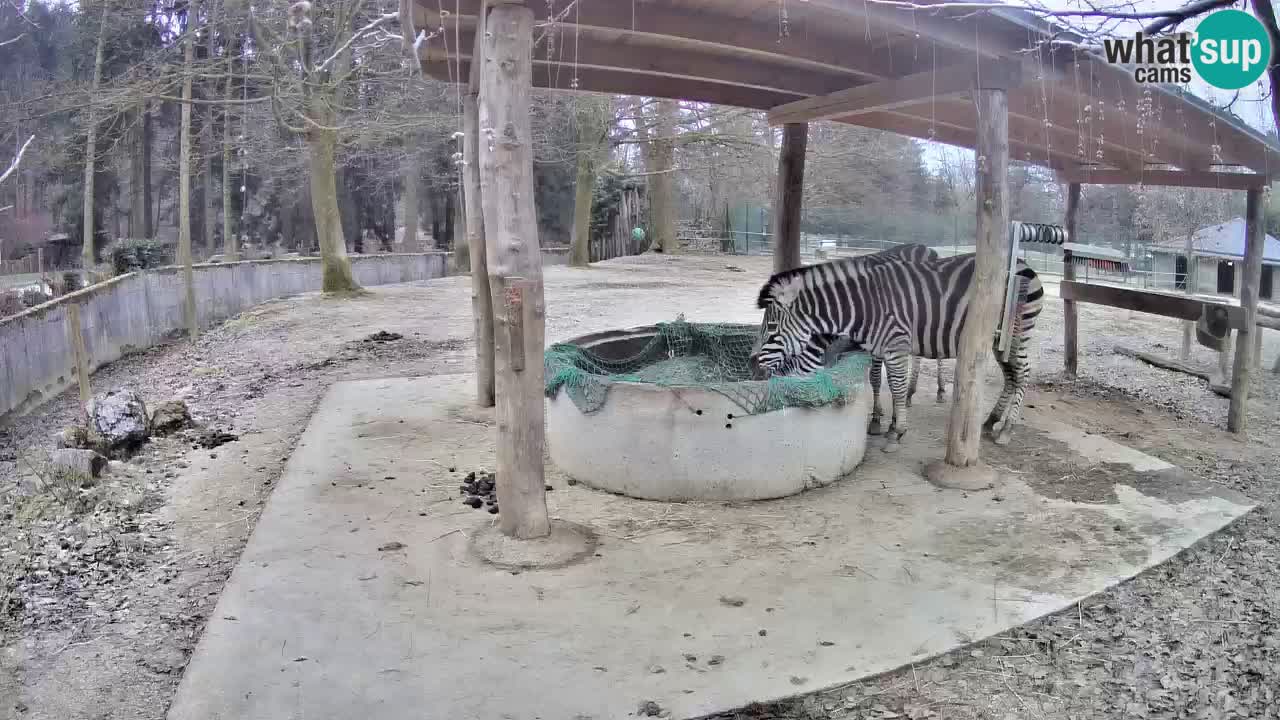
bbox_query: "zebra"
[750,252,1044,452]
[758,244,948,435]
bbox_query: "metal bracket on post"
[997,221,1022,361]
[503,276,528,372]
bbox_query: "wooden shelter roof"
[410,0,1280,178]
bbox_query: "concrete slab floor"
[167,375,1255,720]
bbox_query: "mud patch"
[985,428,1247,507]
[928,508,1152,594]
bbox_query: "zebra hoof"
[881,441,901,454]
[994,432,1013,446]
[868,420,884,436]
[936,392,946,403]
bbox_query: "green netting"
[544,318,872,416]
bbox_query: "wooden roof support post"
[927,86,1010,490]
[1062,182,1081,377]
[464,7,495,408]
[773,122,807,273]
[1228,187,1266,434]
[478,1,551,538]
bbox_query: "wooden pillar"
[478,2,550,539]
[464,10,495,408]
[1228,188,1265,433]
[935,88,1010,480]
[1062,182,1080,377]
[1181,232,1196,359]
[772,122,807,273]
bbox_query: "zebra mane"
[756,258,865,310]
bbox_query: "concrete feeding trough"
[544,323,873,501]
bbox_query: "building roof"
[1063,242,1127,262]
[1152,218,1280,263]
[411,0,1280,176]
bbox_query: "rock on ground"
[87,389,149,456]
[149,400,192,436]
[47,449,108,480]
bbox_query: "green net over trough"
[544,319,873,416]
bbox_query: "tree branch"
[316,12,399,73]
[0,134,34,186]
[1251,0,1280,137]
[1143,0,1240,34]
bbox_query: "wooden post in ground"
[1228,188,1265,433]
[1062,182,1080,377]
[66,304,92,416]
[463,10,495,408]
[772,122,807,273]
[478,1,550,539]
[1181,232,1196,359]
[927,87,1010,489]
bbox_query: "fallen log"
[1113,346,1231,397]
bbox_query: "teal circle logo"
[1192,10,1272,90]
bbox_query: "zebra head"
[749,311,828,379]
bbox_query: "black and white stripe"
[751,249,1044,451]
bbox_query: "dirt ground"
[2,253,1278,720]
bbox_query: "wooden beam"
[944,86,1010,469]
[773,123,808,273]
[1114,346,1231,397]
[464,10,494,408]
[423,58,804,110]
[478,3,550,539]
[416,0,922,84]
[856,110,1083,174]
[1062,182,1081,377]
[1056,169,1272,190]
[425,22,871,99]
[1056,281,1280,331]
[1228,188,1266,433]
[767,58,1023,126]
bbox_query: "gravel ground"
[2,253,1278,720]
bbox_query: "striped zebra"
[761,245,948,434]
[751,252,1044,451]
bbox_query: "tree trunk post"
[478,2,549,539]
[1062,182,1080,377]
[66,304,91,416]
[178,16,199,341]
[1228,188,1265,433]
[465,10,495,408]
[309,126,361,293]
[772,122,807,273]
[81,5,108,275]
[928,87,1009,488]
[1181,231,1196,359]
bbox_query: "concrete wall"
[0,253,450,418]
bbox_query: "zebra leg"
[984,351,1016,434]
[906,355,920,408]
[994,341,1033,446]
[881,353,911,453]
[936,358,946,403]
[868,359,885,436]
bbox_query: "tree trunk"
[178,16,198,341]
[402,151,420,251]
[1062,182,1081,376]
[443,188,455,250]
[203,104,216,256]
[939,88,1009,475]
[570,97,608,267]
[463,88,494,405]
[478,4,549,538]
[772,122,807,273]
[129,104,147,238]
[570,149,595,266]
[222,72,236,259]
[1228,188,1265,433]
[142,103,153,238]
[646,99,679,253]
[81,5,108,272]
[308,126,360,293]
